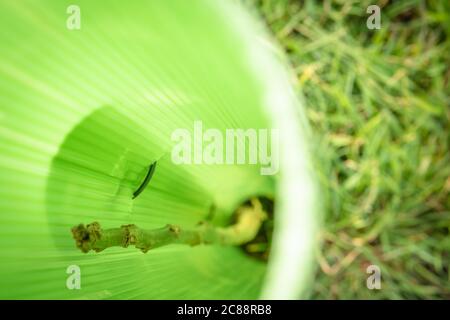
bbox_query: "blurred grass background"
[250,0,449,299]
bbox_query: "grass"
[250,0,450,299]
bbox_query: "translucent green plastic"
[0,0,319,299]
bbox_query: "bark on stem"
[71,199,267,253]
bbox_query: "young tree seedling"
[71,198,267,253]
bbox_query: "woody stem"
[71,199,267,253]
